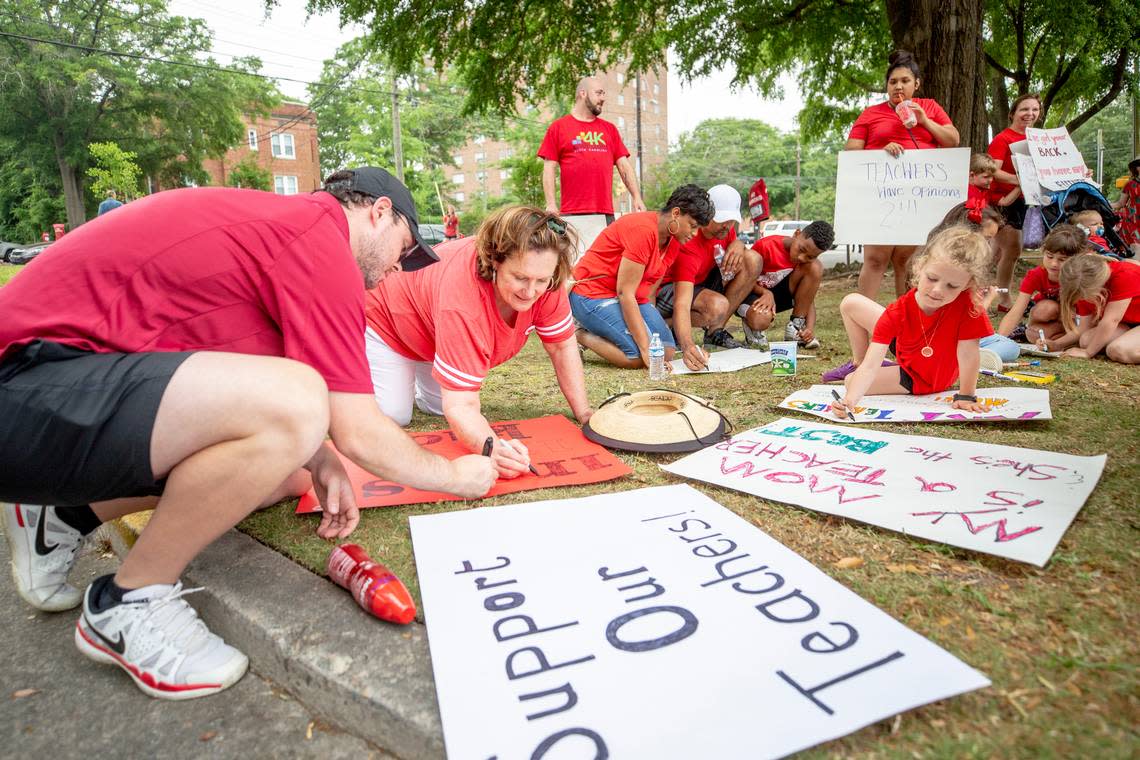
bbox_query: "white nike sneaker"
[75,575,249,700]
[2,503,85,611]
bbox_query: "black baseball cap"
[328,167,439,272]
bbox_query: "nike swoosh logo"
[34,510,58,556]
[85,615,126,655]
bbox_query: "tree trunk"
[885,0,988,151]
[53,134,87,229]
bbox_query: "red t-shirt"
[537,115,630,215]
[670,227,738,285]
[1076,260,1140,324]
[966,185,990,207]
[364,238,574,392]
[847,99,952,150]
[0,188,372,393]
[1018,266,1060,303]
[571,212,680,303]
[443,213,459,237]
[752,236,794,288]
[987,127,1026,202]
[872,289,994,395]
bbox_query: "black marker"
[831,388,856,423]
[481,436,494,457]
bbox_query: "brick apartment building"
[444,63,667,215]
[202,101,321,194]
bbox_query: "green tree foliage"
[498,116,549,209]
[308,38,500,220]
[225,156,273,191]
[1071,99,1135,191]
[307,0,1136,151]
[0,0,277,229]
[0,150,66,243]
[87,142,142,200]
[645,119,839,223]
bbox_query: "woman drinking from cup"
[844,49,960,299]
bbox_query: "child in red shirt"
[966,154,1001,208]
[825,226,994,417]
[1058,254,1140,364]
[997,224,1086,350]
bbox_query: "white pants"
[365,327,444,426]
[563,214,609,265]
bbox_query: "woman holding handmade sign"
[364,206,593,478]
[570,185,714,368]
[844,50,960,299]
[825,226,993,416]
[987,94,1043,311]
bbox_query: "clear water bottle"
[713,244,736,282]
[648,332,666,381]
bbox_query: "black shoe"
[1010,324,1028,343]
[703,328,744,349]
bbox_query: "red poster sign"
[296,415,632,513]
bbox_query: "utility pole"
[794,142,802,219]
[391,81,404,182]
[1096,129,1103,186]
[634,71,644,190]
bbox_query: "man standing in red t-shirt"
[538,75,646,256]
[0,167,495,701]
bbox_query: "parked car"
[0,241,20,263]
[8,242,51,265]
[418,223,447,247]
[758,220,810,239]
[737,229,757,247]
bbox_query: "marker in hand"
[487,435,540,476]
[1036,328,1048,350]
[831,388,856,423]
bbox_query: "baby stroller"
[1039,181,1132,258]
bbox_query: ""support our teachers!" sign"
[662,418,1105,566]
[411,484,989,759]
[834,147,969,246]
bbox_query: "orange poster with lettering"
[295,415,631,512]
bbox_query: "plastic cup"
[771,341,797,376]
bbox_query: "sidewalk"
[3,518,441,759]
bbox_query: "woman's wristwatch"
[953,393,977,403]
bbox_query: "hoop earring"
[492,267,497,282]
[667,219,679,236]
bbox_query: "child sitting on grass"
[1058,254,1140,364]
[997,224,1086,351]
[825,226,993,417]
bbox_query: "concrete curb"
[109,522,444,759]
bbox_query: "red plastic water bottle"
[327,544,417,625]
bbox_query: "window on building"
[654,145,661,155]
[653,83,659,96]
[454,192,465,202]
[655,124,661,137]
[500,169,510,180]
[453,155,464,167]
[618,116,625,128]
[274,175,298,195]
[475,171,487,182]
[653,103,660,115]
[452,173,465,185]
[499,148,513,159]
[617,93,625,106]
[270,133,295,159]
[475,152,485,163]
[616,72,625,85]
[247,129,258,150]
[474,134,486,145]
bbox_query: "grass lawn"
[3,258,1137,757]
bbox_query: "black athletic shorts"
[767,277,795,313]
[0,340,192,505]
[886,338,915,393]
[998,197,1028,230]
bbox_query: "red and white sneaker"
[74,575,248,700]
[2,503,85,611]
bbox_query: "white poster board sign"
[670,347,771,375]
[834,147,970,246]
[1024,127,1091,191]
[411,484,990,759]
[778,385,1052,423]
[662,418,1105,566]
[1010,150,1049,206]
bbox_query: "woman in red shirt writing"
[844,50,960,300]
[364,206,592,478]
[570,185,713,368]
